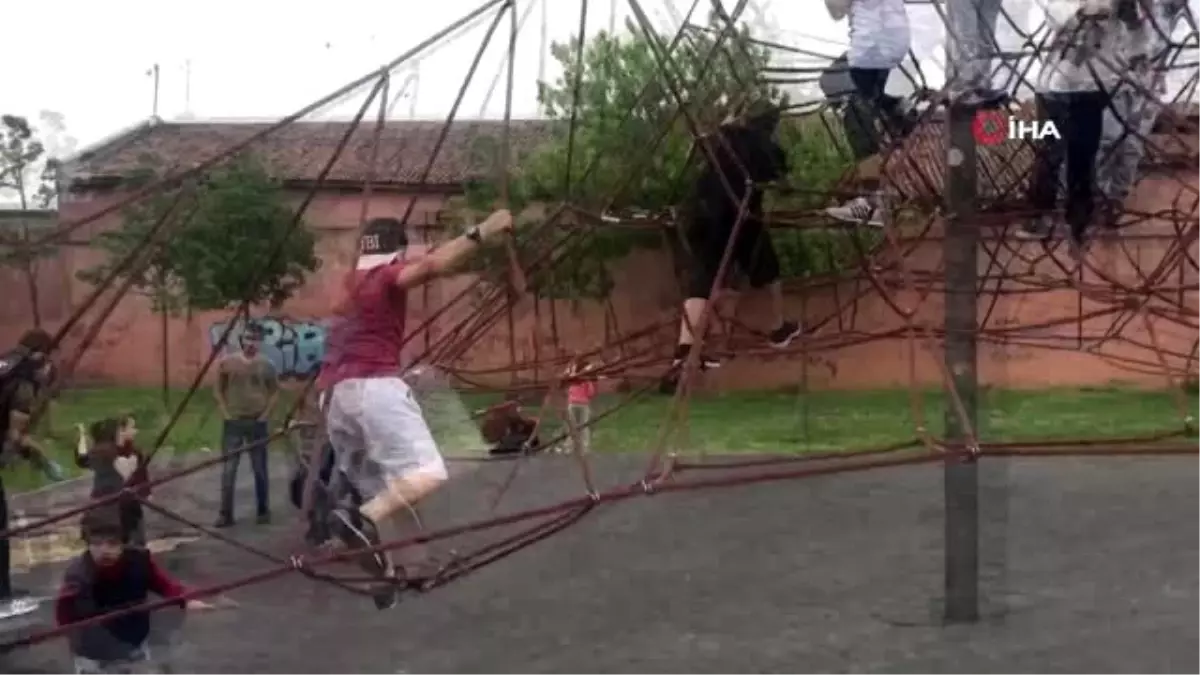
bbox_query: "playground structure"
[0,0,1197,665]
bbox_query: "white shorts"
[324,376,447,499]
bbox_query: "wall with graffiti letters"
[208,317,329,380]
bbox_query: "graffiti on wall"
[208,316,329,379]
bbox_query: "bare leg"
[333,471,446,609]
[676,297,709,346]
[764,280,785,330]
[359,471,446,570]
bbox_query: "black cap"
[360,217,408,257]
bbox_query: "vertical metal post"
[943,98,981,623]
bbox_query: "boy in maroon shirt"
[57,511,222,674]
[319,210,514,609]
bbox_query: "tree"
[80,155,321,315]
[456,14,859,300]
[0,112,73,326]
[510,13,783,212]
[79,155,321,402]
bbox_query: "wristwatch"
[465,225,483,243]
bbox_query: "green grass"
[2,386,293,493]
[586,387,1197,454]
[3,385,1194,493]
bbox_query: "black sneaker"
[672,345,721,370]
[960,87,1008,109]
[768,321,802,349]
[1015,217,1053,241]
[330,507,388,578]
[1067,231,1089,261]
[371,572,401,610]
[214,516,234,529]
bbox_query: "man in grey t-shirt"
[213,322,279,528]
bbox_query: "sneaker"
[825,197,883,227]
[330,507,388,577]
[949,87,1008,109]
[371,573,401,610]
[768,321,802,349]
[671,345,720,370]
[1015,216,1053,241]
[214,516,234,529]
[256,512,271,525]
[1067,231,1089,260]
[1102,197,1122,231]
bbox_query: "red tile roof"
[67,119,559,188]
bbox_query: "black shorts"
[685,200,780,300]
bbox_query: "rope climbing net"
[1,0,1197,656]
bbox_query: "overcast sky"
[0,0,958,153]
[0,0,1195,158]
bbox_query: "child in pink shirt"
[564,359,601,454]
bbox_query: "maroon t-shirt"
[317,262,408,392]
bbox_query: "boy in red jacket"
[57,511,222,674]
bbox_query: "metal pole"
[151,64,161,119]
[942,7,982,624]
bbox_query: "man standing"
[1,328,65,611]
[213,321,279,528]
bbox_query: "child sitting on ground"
[480,394,541,456]
[57,510,223,674]
[76,416,150,547]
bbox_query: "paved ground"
[2,452,1196,673]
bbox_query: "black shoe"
[1016,217,1053,241]
[330,507,388,578]
[372,571,402,610]
[945,86,1008,109]
[768,321,802,349]
[1068,231,1089,261]
[672,345,720,370]
[214,516,234,529]
[256,512,271,525]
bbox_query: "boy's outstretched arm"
[146,556,223,611]
[393,209,514,290]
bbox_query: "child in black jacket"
[56,511,223,674]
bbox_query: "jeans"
[289,441,360,545]
[1094,82,1163,204]
[0,475,9,599]
[1028,91,1109,240]
[946,0,1003,91]
[843,67,914,161]
[218,419,270,519]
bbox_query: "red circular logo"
[972,110,1007,146]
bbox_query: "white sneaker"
[825,197,883,227]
